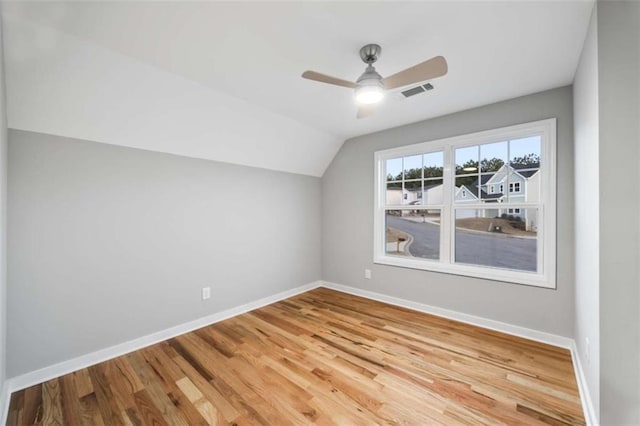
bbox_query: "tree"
[387,166,443,185]
[424,166,443,179]
[511,153,540,167]
[455,160,480,186]
[480,157,504,172]
[404,179,421,189]
[403,168,422,180]
[387,153,539,191]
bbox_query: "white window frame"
[509,182,521,193]
[373,118,556,288]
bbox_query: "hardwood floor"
[6,288,585,425]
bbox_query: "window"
[374,119,556,288]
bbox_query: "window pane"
[454,208,538,272]
[385,182,402,205]
[507,136,541,204]
[386,158,402,182]
[509,136,541,167]
[423,152,444,178]
[480,141,507,173]
[403,155,423,180]
[403,180,421,205]
[455,175,479,203]
[477,141,508,203]
[455,145,478,175]
[421,179,443,205]
[386,210,440,260]
[502,169,530,204]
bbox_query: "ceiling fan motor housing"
[359,44,381,64]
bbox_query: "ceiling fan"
[302,44,448,119]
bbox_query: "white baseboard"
[1,381,9,426]
[321,281,573,348]
[570,341,598,425]
[321,281,597,425]
[6,281,322,394]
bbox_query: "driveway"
[386,216,537,272]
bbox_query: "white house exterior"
[386,184,443,215]
[454,163,540,230]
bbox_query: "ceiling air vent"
[401,83,435,98]
[401,86,424,98]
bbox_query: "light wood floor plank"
[7,288,585,425]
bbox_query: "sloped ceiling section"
[2,14,342,177]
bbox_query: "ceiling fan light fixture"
[355,64,385,105]
[354,81,385,105]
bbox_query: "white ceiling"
[2,1,594,176]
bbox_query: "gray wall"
[7,130,322,377]
[597,1,640,424]
[572,4,600,419]
[322,86,575,337]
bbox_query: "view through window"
[374,119,556,288]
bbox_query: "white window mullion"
[441,146,453,264]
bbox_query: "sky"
[386,136,541,180]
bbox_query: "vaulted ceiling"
[2,1,594,176]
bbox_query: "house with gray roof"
[455,163,540,230]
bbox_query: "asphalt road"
[386,215,537,272]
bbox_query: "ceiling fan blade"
[302,71,357,89]
[357,104,378,119]
[382,56,448,90]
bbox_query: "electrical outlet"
[202,287,211,300]
[585,337,590,364]
[364,269,372,279]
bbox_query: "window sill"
[374,255,555,289]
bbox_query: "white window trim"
[373,118,557,288]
